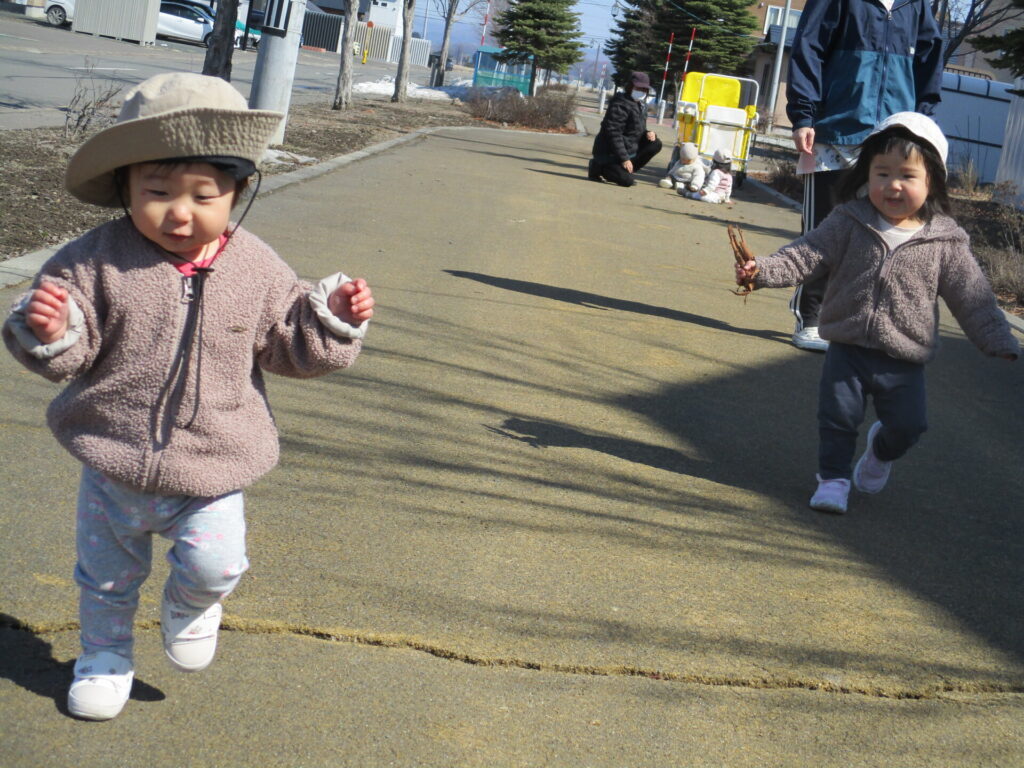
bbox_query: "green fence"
[472,69,531,96]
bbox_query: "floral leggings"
[75,466,248,661]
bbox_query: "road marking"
[0,33,39,41]
[68,67,136,71]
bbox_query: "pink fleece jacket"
[3,217,363,497]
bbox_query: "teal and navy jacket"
[785,0,943,146]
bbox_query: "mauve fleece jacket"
[754,198,1020,364]
[3,216,362,497]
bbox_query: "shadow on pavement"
[445,270,790,344]
[0,616,165,715]
[508,335,1024,667]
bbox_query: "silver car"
[158,1,217,47]
[44,0,75,26]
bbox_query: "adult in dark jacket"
[784,0,943,351]
[589,71,663,186]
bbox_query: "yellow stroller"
[668,72,759,187]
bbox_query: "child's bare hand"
[25,282,70,344]
[327,278,374,325]
[735,260,758,285]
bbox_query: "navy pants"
[591,135,663,187]
[818,342,928,480]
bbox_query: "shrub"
[465,88,576,131]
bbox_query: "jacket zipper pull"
[181,276,194,304]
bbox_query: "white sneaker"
[658,177,675,189]
[809,474,850,514]
[162,598,222,672]
[854,421,893,493]
[68,652,134,721]
[792,326,829,352]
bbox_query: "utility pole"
[765,0,792,131]
[250,0,309,144]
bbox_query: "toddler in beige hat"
[4,72,375,720]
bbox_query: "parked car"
[158,1,217,46]
[44,0,75,26]
[176,0,262,46]
[158,1,258,48]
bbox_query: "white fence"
[933,71,1015,185]
[995,79,1024,206]
[309,14,429,68]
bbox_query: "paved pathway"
[1,114,1023,766]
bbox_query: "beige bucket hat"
[66,72,283,207]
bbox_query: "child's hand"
[735,260,757,286]
[327,278,374,325]
[25,282,70,344]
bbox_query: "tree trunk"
[392,0,416,102]
[528,58,537,96]
[202,0,239,81]
[435,0,459,87]
[333,0,358,109]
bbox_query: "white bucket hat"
[679,142,699,163]
[713,148,732,164]
[867,111,948,172]
[66,72,283,207]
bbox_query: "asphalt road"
[0,11,435,129]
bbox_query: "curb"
[742,176,803,212]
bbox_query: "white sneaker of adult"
[809,474,850,514]
[162,599,222,673]
[854,421,893,494]
[792,326,829,352]
[67,651,134,721]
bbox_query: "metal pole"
[479,0,490,46]
[656,31,675,125]
[657,31,674,104]
[250,0,309,145]
[765,0,792,131]
[591,40,600,89]
[682,26,696,75]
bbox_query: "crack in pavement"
[6,614,1023,702]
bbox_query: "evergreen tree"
[493,0,585,95]
[604,0,658,87]
[605,0,758,90]
[971,0,1024,79]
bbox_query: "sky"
[408,0,619,69]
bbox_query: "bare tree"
[431,0,487,86]
[933,0,1024,68]
[393,0,417,102]
[333,0,359,109]
[202,0,240,81]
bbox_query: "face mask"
[631,89,648,101]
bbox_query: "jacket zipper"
[143,275,195,492]
[847,214,944,340]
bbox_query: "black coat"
[592,91,647,164]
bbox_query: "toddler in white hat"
[734,112,1018,515]
[3,72,376,720]
[685,147,734,204]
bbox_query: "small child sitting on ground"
[658,142,706,194]
[685,148,733,204]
